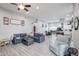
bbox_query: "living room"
[0,3,79,56]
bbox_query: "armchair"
[33,33,45,43]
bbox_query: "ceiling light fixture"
[11,3,31,12]
[18,4,24,10]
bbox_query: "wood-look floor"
[0,36,55,56]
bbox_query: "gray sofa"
[12,33,45,46]
[32,33,45,43]
[12,33,34,46]
[12,34,22,44]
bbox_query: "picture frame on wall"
[3,17,9,25]
[10,19,21,25]
[10,18,25,26]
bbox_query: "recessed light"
[18,4,24,10]
[36,6,39,10]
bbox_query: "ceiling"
[0,3,73,22]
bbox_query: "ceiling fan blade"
[25,5,31,7]
[24,8,29,11]
[10,3,17,6]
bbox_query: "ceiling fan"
[11,3,31,12]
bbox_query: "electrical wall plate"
[74,17,79,30]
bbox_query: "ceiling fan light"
[18,4,24,10]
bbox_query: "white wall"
[0,8,34,40]
[34,20,48,34]
[72,4,79,51]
